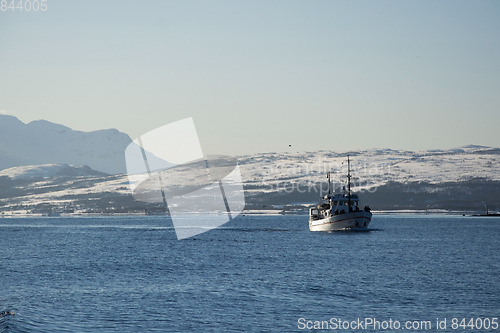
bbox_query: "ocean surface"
[1,214,499,332]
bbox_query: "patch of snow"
[0,164,107,179]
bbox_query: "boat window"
[333,201,338,205]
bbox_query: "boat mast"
[327,171,331,196]
[347,155,351,211]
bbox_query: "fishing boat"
[308,156,372,231]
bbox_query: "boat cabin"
[330,193,359,213]
[309,193,368,220]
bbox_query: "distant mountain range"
[0,142,499,213]
[0,115,499,213]
[0,115,132,174]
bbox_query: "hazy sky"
[1,0,499,156]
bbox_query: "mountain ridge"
[0,115,132,174]
[0,142,498,213]
[0,163,108,179]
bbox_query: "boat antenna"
[347,155,351,211]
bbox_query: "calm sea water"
[1,214,499,332]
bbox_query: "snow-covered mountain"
[0,114,498,212]
[236,145,500,211]
[0,144,499,213]
[237,145,500,191]
[0,164,107,179]
[0,115,132,174]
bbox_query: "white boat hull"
[309,211,372,231]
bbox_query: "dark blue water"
[1,215,499,332]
